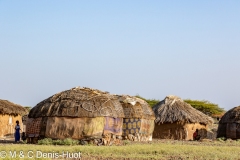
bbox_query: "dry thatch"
[0,99,28,116]
[153,95,213,125]
[28,87,124,118]
[219,106,240,124]
[116,95,155,120]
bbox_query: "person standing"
[15,120,21,142]
[193,129,201,141]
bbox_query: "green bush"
[38,138,53,145]
[52,139,64,145]
[217,137,226,142]
[38,138,79,145]
[123,140,131,145]
[62,138,79,145]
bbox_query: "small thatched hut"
[0,99,28,138]
[217,106,240,139]
[27,87,125,145]
[116,95,155,141]
[153,95,213,140]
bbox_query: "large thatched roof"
[219,106,240,124]
[153,95,213,125]
[29,87,125,118]
[0,99,28,116]
[116,95,155,120]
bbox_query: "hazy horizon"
[1,1,240,110]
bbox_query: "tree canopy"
[135,95,159,107]
[184,99,225,116]
[24,106,32,113]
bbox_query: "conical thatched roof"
[116,95,155,120]
[153,95,213,125]
[0,99,28,116]
[29,87,125,118]
[219,106,240,123]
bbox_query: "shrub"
[52,139,64,145]
[217,137,226,142]
[38,138,53,145]
[38,138,79,145]
[62,138,79,145]
[123,140,131,145]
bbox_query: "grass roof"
[219,106,240,124]
[0,99,28,116]
[116,95,155,120]
[29,87,125,118]
[153,95,213,125]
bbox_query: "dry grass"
[1,140,240,160]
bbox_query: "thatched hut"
[0,99,28,138]
[116,95,155,141]
[217,106,240,139]
[153,95,213,140]
[27,87,125,145]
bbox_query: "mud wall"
[45,117,105,139]
[0,114,23,138]
[27,116,124,140]
[153,123,207,140]
[184,123,207,140]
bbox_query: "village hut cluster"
[3,86,240,144]
[26,87,155,145]
[27,87,124,145]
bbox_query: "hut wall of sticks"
[217,106,240,139]
[116,95,155,141]
[153,95,213,140]
[0,100,28,138]
[27,87,125,145]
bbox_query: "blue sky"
[0,1,239,110]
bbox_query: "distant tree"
[24,106,32,113]
[184,99,225,116]
[135,95,159,107]
[136,95,225,116]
